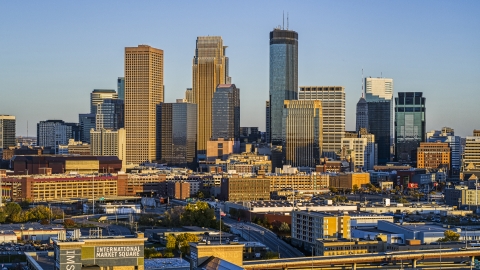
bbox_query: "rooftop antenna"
[283,11,284,30]
[27,121,28,139]
[287,12,289,30]
[362,68,364,98]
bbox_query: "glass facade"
[0,115,16,150]
[367,101,392,165]
[395,92,426,163]
[156,102,197,169]
[356,96,368,132]
[211,84,240,140]
[79,114,96,143]
[96,99,124,130]
[269,29,298,145]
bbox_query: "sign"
[408,183,418,189]
[58,249,82,270]
[95,246,141,258]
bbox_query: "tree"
[439,230,460,242]
[196,191,204,199]
[4,202,22,222]
[175,233,198,254]
[329,187,338,194]
[144,247,162,259]
[352,184,359,194]
[138,214,158,226]
[165,234,177,251]
[278,222,290,234]
[398,197,409,204]
[64,219,76,228]
[181,202,215,227]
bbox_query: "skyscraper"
[269,28,298,145]
[364,77,394,165]
[96,99,124,130]
[356,95,368,132]
[117,77,125,100]
[299,86,345,158]
[156,100,197,169]
[125,45,164,164]
[212,84,240,140]
[192,36,228,156]
[90,128,126,170]
[282,100,322,168]
[394,92,426,163]
[0,115,16,152]
[90,89,118,114]
[79,113,96,143]
[37,120,78,152]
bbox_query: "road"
[223,216,304,258]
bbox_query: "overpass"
[243,248,480,270]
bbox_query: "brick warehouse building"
[0,174,167,202]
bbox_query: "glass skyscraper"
[269,28,298,145]
[211,84,240,140]
[365,77,394,165]
[394,92,426,163]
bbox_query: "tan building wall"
[91,128,127,170]
[190,243,243,268]
[417,142,450,170]
[192,36,228,154]
[221,177,270,201]
[315,239,385,256]
[329,173,370,190]
[206,138,236,161]
[125,45,164,164]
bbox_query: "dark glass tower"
[367,102,391,165]
[395,92,426,163]
[156,101,197,169]
[212,84,240,140]
[356,95,368,133]
[96,99,125,130]
[269,28,298,145]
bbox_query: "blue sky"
[1,1,479,137]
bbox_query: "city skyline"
[1,1,479,137]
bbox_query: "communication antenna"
[362,68,364,97]
[27,121,28,139]
[287,12,289,30]
[283,11,284,30]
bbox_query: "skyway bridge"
[243,248,480,270]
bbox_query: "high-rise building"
[79,113,96,143]
[265,101,271,143]
[212,84,240,140]
[462,134,480,177]
[117,77,125,100]
[37,120,78,152]
[299,86,345,158]
[192,36,228,156]
[394,92,426,163]
[96,99,124,130]
[185,88,193,103]
[125,45,164,164]
[0,115,16,153]
[359,128,377,171]
[90,128,126,170]
[156,100,197,169]
[269,28,298,145]
[282,100,322,168]
[90,89,117,114]
[417,142,450,172]
[365,77,394,165]
[427,127,460,176]
[356,95,368,132]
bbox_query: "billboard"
[408,183,418,189]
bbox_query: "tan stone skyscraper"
[192,36,228,155]
[125,45,164,164]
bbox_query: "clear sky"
[1,1,479,137]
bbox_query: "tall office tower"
[212,84,240,140]
[79,113,96,143]
[125,45,164,164]
[394,92,426,163]
[356,95,368,132]
[0,115,16,153]
[427,128,461,176]
[192,36,228,155]
[282,100,322,168]
[461,132,480,177]
[117,77,125,100]
[90,128,126,170]
[96,99,124,130]
[37,120,76,152]
[156,101,197,169]
[90,89,118,114]
[364,77,394,165]
[359,128,377,171]
[299,86,345,158]
[341,137,368,171]
[185,88,193,103]
[265,101,271,143]
[269,28,298,145]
